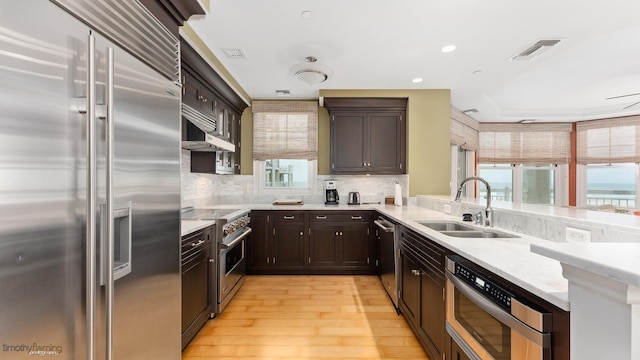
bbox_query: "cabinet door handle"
[351,215,362,220]
[316,215,327,219]
[191,239,205,247]
[283,215,295,220]
[412,269,421,277]
[336,231,339,236]
[299,231,303,236]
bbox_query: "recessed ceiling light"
[441,45,456,53]
[301,10,313,18]
[412,78,423,83]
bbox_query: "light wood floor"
[182,275,429,360]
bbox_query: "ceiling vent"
[511,39,562,60]
[222,48,247,59]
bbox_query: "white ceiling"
[187,0,640,122]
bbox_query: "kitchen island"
[532,242,640,360]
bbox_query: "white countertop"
[373,205,570,311]
[531,242,640,288]
[182,203,570,310]
[181,219,215,236]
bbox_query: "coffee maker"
[324,180,339,205]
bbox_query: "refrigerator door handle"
[105,46,115,360]
[70,98,107,119]
[86,33,97,360]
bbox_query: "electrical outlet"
[566,227,591,243]
[443,204,452,215]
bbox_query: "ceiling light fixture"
[441,44,456,53]
[289,56,333,85]
[412,77,423,83]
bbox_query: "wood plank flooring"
[182,275,429,360]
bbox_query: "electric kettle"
[348,192,360,205]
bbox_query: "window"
[478,164,566,205]
[576,115,640,210]
[476,123,571,206]
[450,146,475,198]
[578,163,638,209]
[252,101,318,193]
[477,164,514,202]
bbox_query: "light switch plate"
[443,204,452,215]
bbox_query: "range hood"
[181,104,235,152]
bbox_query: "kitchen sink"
[416,221,475,232]
[440,230,519,238]
[416,220,519,238]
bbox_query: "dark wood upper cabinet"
[139,0,206,37]
[324,97,407,175]
[181,39,247,175]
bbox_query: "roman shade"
[450,107,479,151]
[479,123,572,164]
[252,100,318,160]
[576,115,640,164]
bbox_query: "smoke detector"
[289,56,333,85]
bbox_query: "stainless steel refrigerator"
[0,1,181,359]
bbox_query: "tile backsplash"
[181,150,408,207]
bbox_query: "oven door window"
[454,287,510,359]
[224,241,244,275]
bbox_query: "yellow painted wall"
[319,89,451,196]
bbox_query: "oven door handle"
[374,219,395,233]
[219,227,252,250]
[446,271,551,348]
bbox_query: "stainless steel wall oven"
[445,255,568,360]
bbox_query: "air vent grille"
[511,39,562,60]
[222,48,247,59]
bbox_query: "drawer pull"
[351,215,362,220]
[191,240,205,247]
[316,215,327,219]
[283,215,295,220]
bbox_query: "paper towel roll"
[394,183,403,207]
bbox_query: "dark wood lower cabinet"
[449,337,472,360]
[247,210,375,275]
[398,225,448,360]
[273,221,305,269]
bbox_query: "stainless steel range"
[181,208,252,316]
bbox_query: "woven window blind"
[450,107,479,150]
[576,115,640,164]
[479,123,572,164]
[252,100,318,161]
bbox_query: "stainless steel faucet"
[455,176,493,227]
